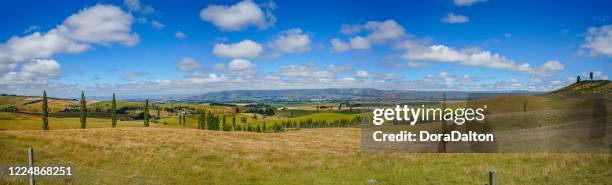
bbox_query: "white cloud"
[174,31,186,39]
[332,19,406,52]
[340,23,362,35]
[441,13,469,24]
[453,0,487,6]
[228,59,256,71]
[60,4,139,46]
[268,28,311,53]
[0,59,61,85]
[536,60,564,76]
[176,58,199,72]
[0,4,137,75]
[349,36,371,50]
[213,39,263,58]
[277,64,335,79]
[186,73,226,84]
[581,24,612,57]
[356,70,370,78]
[200,0,274,31]
[330,38,349,52]
[402,45,533,73]
[151,20,165,29]
[363,20,406,43]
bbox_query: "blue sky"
[0,0,610,97]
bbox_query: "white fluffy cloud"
[200,0,275,31]
[176,58,199,72]
[330,38,349,52]
[536,60,564,76]
[441,13,469,24]
[402,45,533,73]
[60,5,139,45]
[363,20,406,43]
[349,36,371,50]
[213,39,263,58]
[453,0,487,6]
[0,59,61,85]
[581,24,612,57]
[0,4,138,79]
[228,59,256,71]
[268,28,311,53]
[331,19,406,52]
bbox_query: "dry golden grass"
[0,127,610,184]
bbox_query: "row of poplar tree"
[40,90,361,131]
[41,90,151,130]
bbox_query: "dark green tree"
[144,99,150,127]
[111,93,117,128]
[80,90,87,129]
[232,115,236,131]
[42,90,49,130]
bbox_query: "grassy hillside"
[547,80,611,97]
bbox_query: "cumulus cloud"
[331,19,406,52]
[581,24,612,57]
[363,20,406,43]
[330,38,349,52]
[0,59,60,85]
[228,59,256,71]
[174,31,186,39]
[200,0,275,31]
[0,4,138,82]
[453,0,487,6]
[120,71,147,81]
[536,60,564,76]
[441,13,469,24]
[60,5,139,46]
[402,45,533,73]
[176,58,199,72]
[349,36,371,50]
[213,39,263,58]
[268,28,311,53]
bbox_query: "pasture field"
[0,92,610,184]
[0,127,610,184]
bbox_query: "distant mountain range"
[182,88,538,103]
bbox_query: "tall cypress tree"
[80,90,87,129]
[144,99,150,127]
[42,90,49,130]
[111,93,117,128]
